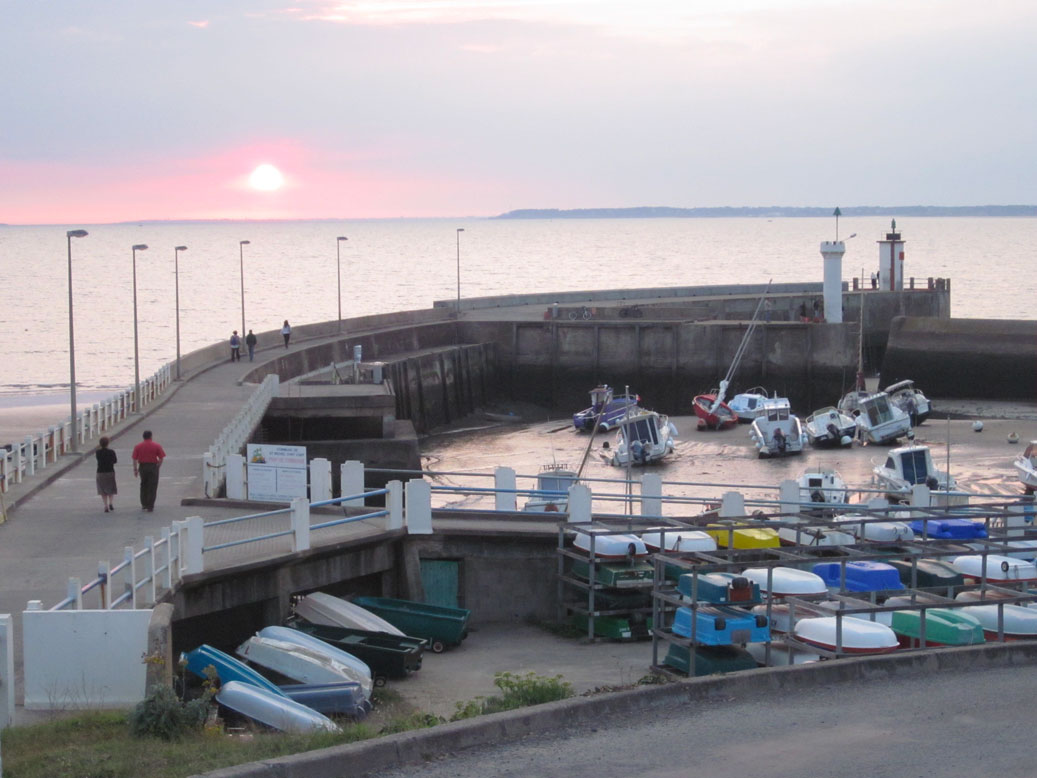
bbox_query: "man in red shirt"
[132,430,166,512]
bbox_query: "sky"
[1,0,1035,224]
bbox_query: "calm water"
[0,216,1033,397]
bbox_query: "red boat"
[693,392,738,430]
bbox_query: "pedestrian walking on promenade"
[281,320,291,348]
[245,329,257,361]
[132,430,166,512]
[95,436,117,513]
[230,330,241,362]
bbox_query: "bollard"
[291,497,310,552]
[340,461,365,507]
[640,473,662,518]
[495,466,517,512]
[405,479,432,534]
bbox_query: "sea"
[0,215,1033,403]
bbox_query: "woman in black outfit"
[95,436,118,512]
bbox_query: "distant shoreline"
[495,205,1037,220]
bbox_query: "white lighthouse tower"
[819,207,846,323]
[877,219,905,291]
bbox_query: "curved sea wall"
[880,317,1037,400]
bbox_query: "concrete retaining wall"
[881,317,1037,399]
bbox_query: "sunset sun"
[249,163,284,191]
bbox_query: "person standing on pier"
[230,330,241,362]
[95,436,117,513]
[281,320,291,348]
[132,430,166,512]
[245,329,257,361]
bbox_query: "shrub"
[451,671,572,721]
[128,684,211,741]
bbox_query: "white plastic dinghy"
[257,626,373,697]
[741,567,827,597]
[831,513,914,542]
[216,680,340,733]
[641,529,717,553]
[951,555,1037,583]
[237,636,374,697]
[295,592,405,636]
[573,531,648,559]
[792,617,899,654]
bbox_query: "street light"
[456,228,465,314]
[66,229,88,452]
[131,244,149,411]
[239,240,250,337]
[336,236,348,331]
[174,246,187,380]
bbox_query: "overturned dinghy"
[216,681,340,734]
[951,555,1037,584]
[237,636,374,699]
[573,530,648,559]
[642,529,717,553]
[257,626,374,694]
[793,617,899,654]
[294,592,405,636]
[741,567,827,598]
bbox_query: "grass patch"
[450,671,573,721]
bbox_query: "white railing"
[0,363,173,495]
[202,374,279,498]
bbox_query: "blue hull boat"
[812,561,905,593]
[677,572,762,606]
[910,518,988,540]
[672,605,770,645]
[572,385,640,432]
[216,681,339,733]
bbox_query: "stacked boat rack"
[556,497,1037,676]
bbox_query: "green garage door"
[420,559,460,608]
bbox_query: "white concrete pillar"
[67,577,83,610]
[24,436,35,477]
[291,497,310,552]
[640,473,662,518]
[720,491,746,518]
[0,614,13,729]
[779,479,801,517]
[309,457,332,502]
[386,480,403,530]
[910,483,931,511]
[225,453,246,500]
[203,451,219,499]
[123,547,136,608]
[820,240,845,323]
[184,516,205,574]
[340,460,365,507]
[405,479,432,534]
[567,484,592,523]
[495,466,517,512]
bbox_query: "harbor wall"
[880,316,1037,400]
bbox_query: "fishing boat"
[642,529,717,553]
[748,397,805,458]
[797,469,851,507]
[694,282,771,430]
[851,392,913,446]
[573,529,648,559]
[216,681,340,734]
[523,464,577,512]
[812,560,905,593]
[741,566,827,597]
[882,379,933,425]
[294,592,405,636]
[873,444,957,502]
[890,609,985,648]
[792,616,899,654]
[727,387,775,423]
[677,572,761,606]
[672,605,771,645]
[954,603,1037,640]
[237,636,374,697]
[1014,440,1037,493]
[803,407,856,448]
[830,513,914,542]
[602,407,676,466]
[950,555,1037,584]
[572,385,640,432]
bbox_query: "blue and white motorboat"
[572,385,640,432]
[602,407,676,467]
[748,398,805,458]
[523,464,577,512]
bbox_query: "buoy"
[972,421,984,432]
[1008,432,1020,444]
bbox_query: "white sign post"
[246,444,308,503]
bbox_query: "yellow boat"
[705,523,780,549]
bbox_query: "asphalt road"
[375,664,1035,778]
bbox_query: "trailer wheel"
[431,640,446,653]
[374,675,388,687]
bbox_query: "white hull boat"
[295,592,405,636]
[1014,441,1037,493]
[831,513,914,542]
[603,408,677,467]
[882,379,932,425]
[216,680,339,734]
[642,529,717,553]
[749,398,805,458]
[741,567,827,597]
[797,469,851,508]
[951,555,1037,584]
[803,407,856,448]
[523,465,576,512]
[777,524,856,547]
[728,387,776,424]
[955,603,1037,639]
[851,392,913,445]
[237,636,374,697]
[793,616,899,654]
[753,598,890,633]
[573,530,648,559]
[873,444,956,502]
[257,626,373,696]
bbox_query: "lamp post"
[131,244,149,411]
[336,236,347,331]
[174,245,187,380]
[66,229,88,452]
[239,240,250,337]
[455,228,464,314]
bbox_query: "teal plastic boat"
[352,596,470,653]
[891,608,985,647]
[663,643,757,676]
